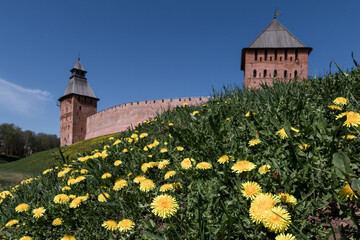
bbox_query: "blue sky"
[0,0,359,136]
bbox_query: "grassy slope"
[0,132,123,188]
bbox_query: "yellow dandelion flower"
[183,102,188,106]
[5,219,19,227]
[113,139,121,145]
[122,149,128,153]
[133,175,147,183]
[68,194,76,199]
[32,207,46,218]
[52,218,63,226]
[263,206,291,233]
[245,111,250,117]
[176,146,184,151]
[141,163,150,173]
[342,135,357,140]
[80,169,88,174]
[172,182,182,190]
[168,123,174,126]
[69,196,86,208]
[98,192,110,202]
[127,172,133,177]
[139,179,156,192]
[181,158,193,169]
[109,137,114,140]
[75,176,86,183]
[118,219,135,232]
[343,111,360,127]
[19,236,32,240]
[0,191,13,199]
[276,128,288,139]
[140,133,148,138]
[42,168,53,175]
[131,133,138,139]
[275,233,296,240]
[258,164,271,174]
[160,184,174,192]
[149,161,158,167]
[217,155,230,164]
[241,182,262,200]
[164,170,176,179]
[333,97,347,105]
[298,144,310,151]
[339,183,358,201]
[112,160,122,167]
[102,173,112,179]
[278,193,297,206]
[113,179,128,191]
[249,193,279,224]
[102,220,118,231]
[290,126,299,133]
[61,235,76,240]
[67,178,77,185]
[196,162,212,170]
[15,203,30,212]
[54,194,70,204]
[328,105,342,111]
[151,194,179,218]
[249,139,261,146]
[231,160,256,174]
[192,111,199,115]
[160,148,168,153]
[158,160,170,169]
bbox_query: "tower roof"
[58,60,99,101]
[247,19,307,48]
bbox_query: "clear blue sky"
[0,0,359,136]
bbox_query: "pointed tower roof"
[58,59,99,101]
[247,19,307,48]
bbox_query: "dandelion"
[69,196,86,208]
[98,193,110,202]
[338,183,358,201]
[298,144,310,151]
[19,236,32,240]
[231,160,256,174]
[5,219,19,227]
[158,160,170,169]
[67,178,77,185]
[32,207,46,218]
[113,179,128,191]
[183,103,188,106]
[160,184,174,192]
[0,191,13,199]
[102,220,118,231]
[245,111,250,117]
[343,111,360,127]
[328,105,342,111]
[172,182,182,190]
[118,219,135,232]
[258,165,271,174]
[275,233,296,240]
[102,173,112,179]
[139,179,156,192]
[160,148,168,153]
[122,149,129,153]
[131,133,138,139]
[52,218,63,226]
[54,194,70,204]
[42,168,53,175]
[141,163,150,173]
[241,182,262,200]
[249,193,279,224]
[333,97,347,105]
[276,128,288,139]
[192,111,199,115]
[114,160,122,166]
[290,126,300,133]
[249,139,261,146]
[278,193,297,206]
[15,203,30,212]
[151,194,179,218]
[133,175,147,183]
[263,206,291,233]
[140,133,148,138]
[217,155,230,164]
[80,169,88,174]
[164,171,176,179]
[196,162,212,170]
[181,158,193,169]
[61,235,76,240]
[75,176,86,183]
[168,123,174,126]
[342,135,357,140]
[176,146,184,151]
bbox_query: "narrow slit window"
[295,49,298,60]
[294,70,298,77]
[264,69,267,77]
[285,50,288,60]
[255,50,258,61]
[284,70,287,78]
[273,70,277,78]
[264,50,267,61]
[275,50,277,60]
[253,70,257,78]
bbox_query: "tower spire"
[274,8,281,19]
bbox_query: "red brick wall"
[85,97,209,140]
[243,48,309,89]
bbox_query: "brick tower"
[241,18,312,89]
[58,59,99,146]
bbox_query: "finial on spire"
[78,52,81,61]
[274,8,281,19]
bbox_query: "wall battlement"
[84,96,210,140]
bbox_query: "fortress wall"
[85,97,210,140]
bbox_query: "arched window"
[285,49,288,60]
[264,69,267,77]
[294,70,298,77]
[255,50,258,60]
[284,70,287,78]
[264,50,268,61]
[253,70,257,78]
[275,50,278,60]
[273,70,277,78]
[290,57,293,61]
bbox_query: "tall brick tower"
[241,18,312,89]
[58,59,99,146]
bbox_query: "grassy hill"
[1,64,360,239]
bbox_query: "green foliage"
[1,65,360,239]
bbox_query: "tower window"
[275,50,277,60]
[270,56,272,61]
[253,70,257,78]
[284,70,288,78]
[264,50,268,61]
[295,49,298,60]
[260,57,262,61]
[273,70,277,78]
[294,70,298,77]
[290,57,293,61]
[280,56,282,61]
[255,50,258,60]
[264,69,267,77]
[79,106,82,111]
[285,50,288,60]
